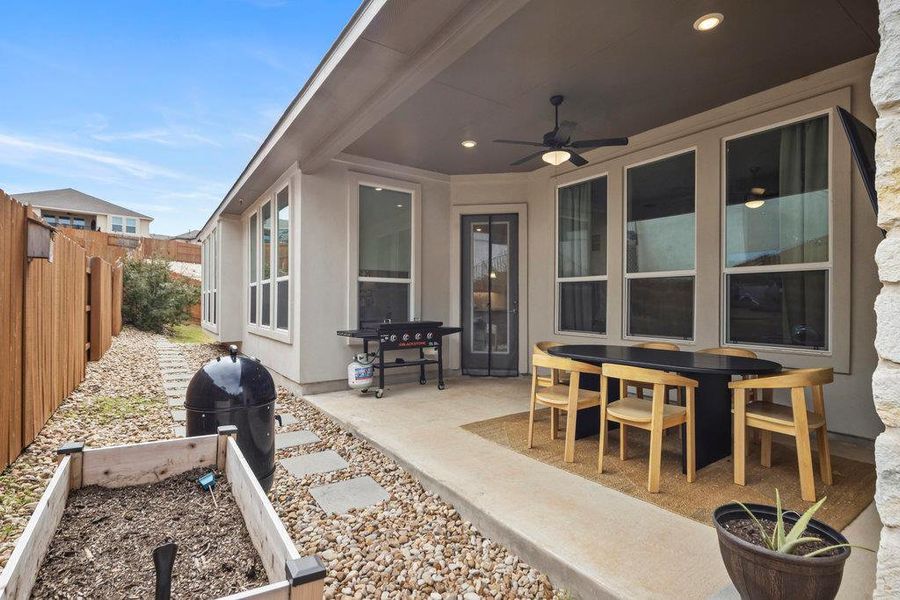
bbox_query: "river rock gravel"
[3,334,563,598]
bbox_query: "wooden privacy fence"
[0,189,123,470]
[62,228,201,264]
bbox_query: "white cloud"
[91,127,220,147]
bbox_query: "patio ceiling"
[345,0,878,174]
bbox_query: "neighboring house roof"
[172,229,199,241]
[149,233,173,240]
[12,188,152,220]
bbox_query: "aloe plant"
[734,489,872,558]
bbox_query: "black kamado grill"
[185,345,278,491]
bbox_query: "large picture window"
[625,150,696,340]
[724,114,830,350]
[556,176,607,334]
[202,229,217,326]
[357,184,412,326]
[248,184,290,333]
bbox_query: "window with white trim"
[248,184,290,331]
[125,217,137,234]
[202,229,217,326]
[624,150,696,340]
[357,184,412,326]
[556,175,607,334]
[723,114,830,350]
[111,216,123,232]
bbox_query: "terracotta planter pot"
[713,503,850,600]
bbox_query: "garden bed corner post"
[216,425,238,470]
[56,442,84,490]
[285,556,326,600]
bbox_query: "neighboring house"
[172,229,200,242]
[13,188,152,236]
[198,0,882,447]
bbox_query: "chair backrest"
[532,352,603,376]
[636,341,680,351]
[697,346,758,359]
[602,362,697,388]
[729,368,833,390]
[534,341,562,355]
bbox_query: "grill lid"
[185,345,276,410]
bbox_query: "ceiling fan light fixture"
[542,150,571,166]
[693,13,724,31]
[745,199,766,209]
[460,139,477,148]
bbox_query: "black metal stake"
[153,542,177,600]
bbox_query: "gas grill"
[336,320,462,398]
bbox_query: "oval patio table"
[547,344,782,472]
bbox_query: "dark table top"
[547,344,782,376]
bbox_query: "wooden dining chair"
[533,342,568,440]
[730,368,834,502]
[698,346,763,403]
[529,352,603,463]
[620,341,681,401]
[599,363,698,493]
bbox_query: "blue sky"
[0,0,360,235]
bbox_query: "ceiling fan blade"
[568,151,588,167]
[510,150,546,166]
[569,137,629,149]
[493,139,545,147]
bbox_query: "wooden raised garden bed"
[0,427,324,600]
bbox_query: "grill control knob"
[414,332,422,340]
[402,333,410,341]
[390,334,397,342]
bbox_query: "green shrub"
[122,257,199,333]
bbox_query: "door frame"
[449,203,529,374]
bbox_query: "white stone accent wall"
[875,1,900,596]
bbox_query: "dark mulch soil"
[723,517,840,557]
[31,467,267,599]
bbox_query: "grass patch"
[69,396,160,426]
[167,323,212,344]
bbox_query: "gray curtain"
[559,183,593,329]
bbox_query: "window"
[625,150,696,340]
[202,229,217,326]
[724,114,830,350]
[111,216,123,232]
[357,184,412,326]
[72,216,86,230]
[248,184,290,333]
[43,214,57,226]
[125,217,137,234]
[556,176,607,334]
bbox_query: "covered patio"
[306,377,880,598]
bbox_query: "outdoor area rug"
[461,408,875,529]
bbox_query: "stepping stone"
[163,374,192,382]
[275,430,320,450]
[167,397,184,407]
[277,413,299,427]
[280,450,348,478]
[165,390,184,399]
[164,384,188,393]
[172,425,185,438]
[309,476,389,515]
[171,409,186,422]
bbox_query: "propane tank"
[348,353,374,390]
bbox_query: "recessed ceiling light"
[542,150,570,166]
[375,187,383,191]
[693,13,723,31]
[461,139,477,148]
[396,204,403,208]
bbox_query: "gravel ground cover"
[4,335,562,599]
[31,466,267,599]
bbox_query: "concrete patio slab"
[280,450,348,478]
[306,377,878,600]
[309,475,389,515]
[276,430,320,450]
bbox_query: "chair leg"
[733,389,747,486]
[527,376,537,449]
[619,424,628,461]
[760,431,772,468]
[550,408,559,440]
[792,388,816,502]
[598,410,608,474]
[648,416,664,493]
[564,407,578,463]
[817,426,833,485]
[685,388,696,483]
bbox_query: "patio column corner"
[873,1,900,597]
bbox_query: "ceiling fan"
[493,95,628,167]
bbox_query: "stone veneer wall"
[874,1,900,596]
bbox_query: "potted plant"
[713,490,869,600]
